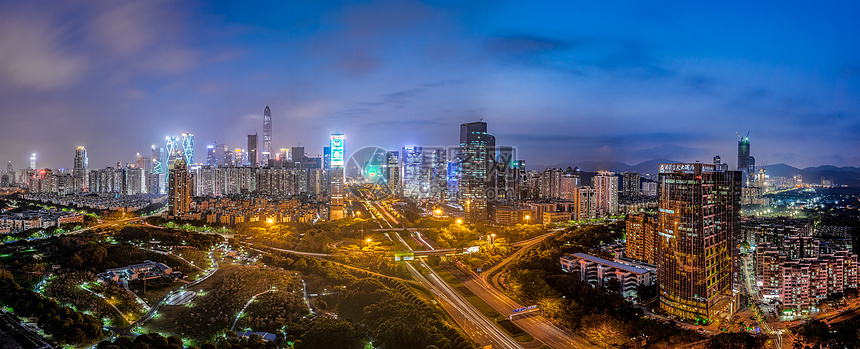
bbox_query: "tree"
[797,319,830,343]
[295,318,363,349]
[706,332,766,349]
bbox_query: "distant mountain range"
[536,159,860,186]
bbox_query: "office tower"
[30,153,36,169]
[168,158,191,216]
[713,155,721,166]
[323,147,331,171]
[73,147,88,193]
[385,150,401,197]
[151,145,165,195]
[221,144,231,167]
[593,171,618,216]
[207,146,217,167]
[622,172,640,197]
[248,134,258,168]
[459,121,492,223]
[447,161,460,203]
[737,133,750,185]
[402,146,423,198]
[657,162,741,322]
[234,149,245,166]
[166,137,180,162]
[182,133,194,165]
[263,105,272,161]
[749,156,756,185]
[427,148,447,200]
[494,145,517,201]
[4,161,13,185]
[329,134,345,220]
[291,147,305,167]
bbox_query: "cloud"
[330,53,380,75]
[0,14,87,90]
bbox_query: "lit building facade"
[262,105,272,161]
[593,171,618,216]
[329,134,344,220]
[168,158,191,217]
[657,162,741,322]
[458,121,492,223]
[73,147,88,193]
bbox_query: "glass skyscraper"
[657,162,741,323]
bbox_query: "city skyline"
[1,1,859,170]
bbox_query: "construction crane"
[735,131,750,140]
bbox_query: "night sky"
[1,1,858,171]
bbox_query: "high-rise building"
[737,134,750,184]
[207,146,217,167]
[657,162,741,322]
[626,212,657,264]
[385,150,401,197]
[622,172,640,197]
[459,121,492,223]
[247,134,258,168]
[559,167,579,201]
[182,133,195,165]
[234,149,245,167]
[329,134,345,220]
[291,147,305,168]
[263,105,272,161]
[29,153,36,170]
[593,171,618,216]
[166,137,180,163]
[73,147,88,193]
[402,146,423,198]
[168,158,191,217]
[221,144,231,167]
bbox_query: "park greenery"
[262,250,478,349]
[0,269,105,345]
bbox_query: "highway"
[406,252,524,349]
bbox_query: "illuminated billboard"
[330,134,344,167]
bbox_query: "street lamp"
[490,233,496,245]
[524,214,530,224]
[456,218,462,224]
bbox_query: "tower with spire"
[263,105,272,162]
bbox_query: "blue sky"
[1,0,858,170]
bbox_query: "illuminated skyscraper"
[329,134,344,220]
[657,162,741,322]
[263,105,272,161]
[207,145,217,167]
[73,147,88,193]
[221,144,231,167]
[29,153,36,169]
[385,150,401,197]
[166,137,180,163]
[402,146,423,198]
[182,133,194,165]
[458,121,492,223]
[247,134,258,168]
[150,145,165,195]
[168,158,191,216]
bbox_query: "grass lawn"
[431,263,534,343]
